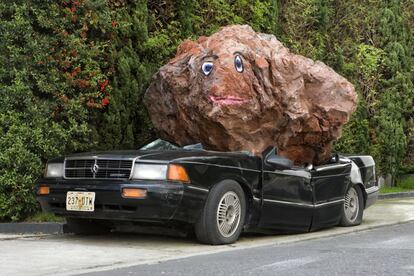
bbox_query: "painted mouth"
[209,95,249,105]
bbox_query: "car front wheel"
[340,185,364,226]
[195,180,246,245]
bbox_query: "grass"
[25,212,65,223]
[398,175,414,189]
[379,186,412,194]
[380,175,414,194]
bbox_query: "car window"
[139,139,179,150]
[183,143,204,150]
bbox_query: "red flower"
[111,21,117,28]
[75,79,90,88]
[100,79,109,92]
[101,96,110,106]
[70,66,81,77]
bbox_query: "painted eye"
[234,55,244,73]
[201,62,214,76]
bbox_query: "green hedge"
[1,0,413,221]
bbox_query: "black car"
[37,139,379,245]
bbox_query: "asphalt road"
[86,222,414,276]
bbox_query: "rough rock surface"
[144,25,357,165]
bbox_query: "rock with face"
[144,25,357,165]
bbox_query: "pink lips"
[209,95,249,105]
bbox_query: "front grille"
[65,159,95,178]
[64,158,133,179]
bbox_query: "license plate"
[66,191,95,212]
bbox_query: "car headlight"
[131,163,190,182]
[45,163,64,178]
[131,164,168,180]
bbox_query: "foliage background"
[0,0,413,221]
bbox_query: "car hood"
[64,149,250,163]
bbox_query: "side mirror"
[331,153,339,163]
[266,155,293,170]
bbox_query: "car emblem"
[91,163,99,174]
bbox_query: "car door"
[258,148,314,232]
[310,161,352,230]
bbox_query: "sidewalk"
[0,197,413,276]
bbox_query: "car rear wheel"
[195,180,246,245]
[340,185,364,226]
[64,218,111,235]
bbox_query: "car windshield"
[140,139,206,151]
[139,139,179,150]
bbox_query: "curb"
[378,191,414,200]
[0,222,64,234]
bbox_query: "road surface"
[86,221,414,276]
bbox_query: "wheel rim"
[344,187,359,223]
[216,191,241,238]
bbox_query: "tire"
[195,180,246,245]
[340,185,364,226]
[64,218,111,235]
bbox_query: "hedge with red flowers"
[0,0,153,220]
[1,0,413,221]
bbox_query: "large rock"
[144,25,357,165]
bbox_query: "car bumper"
[365,186,379,208]
[36,178,208,224]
